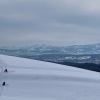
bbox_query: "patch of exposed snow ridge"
[0,54,100,100]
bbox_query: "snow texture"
[0,54,100,100]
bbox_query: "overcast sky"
[0,0,100,46]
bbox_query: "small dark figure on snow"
[4,69,8,72]
[2,82,5,86]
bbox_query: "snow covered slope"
[0,54,100,100]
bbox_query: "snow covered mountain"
[1,43,100,55]
[0,54,100,100]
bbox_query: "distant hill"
[1,43,100,55]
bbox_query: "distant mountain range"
[1,43,100,55]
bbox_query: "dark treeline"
[54,62,100,72]
[19,55,100,73]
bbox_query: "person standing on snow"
[2,82,5,86]
[4,69,8,72]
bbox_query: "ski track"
[0,54,100,100]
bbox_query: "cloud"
[0,0,100,46]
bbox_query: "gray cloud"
[0,0,100,46]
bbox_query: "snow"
[0,54,100,100]
[65,56,91,60]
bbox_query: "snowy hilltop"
[0,54,100,100]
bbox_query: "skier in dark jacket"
[4,69,8,72]
[2,82,5,86]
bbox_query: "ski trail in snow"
[0,60,8,97]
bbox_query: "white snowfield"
[0,55,100,100]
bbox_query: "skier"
[2,82,5,86]
[4,69,8,72]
